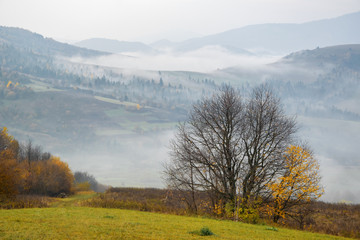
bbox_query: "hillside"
[0,26,108,57]
[281,44,360,70]
[0,29,217,187]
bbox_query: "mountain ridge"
[0,26,109,57]
[75,38,155,54]
[175,11,360,54]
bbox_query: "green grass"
[102,107,177,134]
[27,80,62,92]
[0,194,349,240]
[94,96,141,108]
[50,191,98,208]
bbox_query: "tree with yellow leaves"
[1,127,75,198]
[6,80,12,88]
[0,127,22,199]
[28,156,74,196]
[267,145,323,224]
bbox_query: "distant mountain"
[149,39,177,49]
[75,38,154,53]
[280,44,360,70]
[176,11,360,54]
[0,26,108,57]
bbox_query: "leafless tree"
[240,85,297,206]
[165,85,244,211]
[19,139,51,163]
[164,84,297,212]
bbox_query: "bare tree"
[241,85,297,206]
[165,85,244,211]
[164,84,297,212]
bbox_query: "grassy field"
[94,96,142,108]
[27,79,62,92]
[0,194,349,240]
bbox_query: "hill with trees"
[0,26,108,57]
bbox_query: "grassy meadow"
[0,194,350,240]
[0,207,350,240]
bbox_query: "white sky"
[0,0,360,43]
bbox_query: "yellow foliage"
[75,182,91,192]
[0,127,22,198]
[1,127,75,197]
[28,156,74,196]
[6,80,12,88]
[214,200,223,216]
[267,145,323,221]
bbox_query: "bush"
[189,227,214,236]
[238,207,260,224]
[200,227,214,236]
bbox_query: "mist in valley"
[67,46,281,73]
[47,49,360,203]
[61,130,174,188]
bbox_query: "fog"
[298,116,360,203]
[61,130,175,188]
[318,156,360,203]
[58,117,360,203]
[68,46,281,73]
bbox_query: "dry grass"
[81,188,187,214]
[0,195,53,209]
[308,202,360,239]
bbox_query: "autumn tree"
[0,127,22,198]
[164,85,297,214]
[18,139,51,193]
[1,127,74,198]
[266,145,323,224]
[29,156,74,196]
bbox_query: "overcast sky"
[0,0,360,43]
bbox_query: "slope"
[0,26,108,57]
